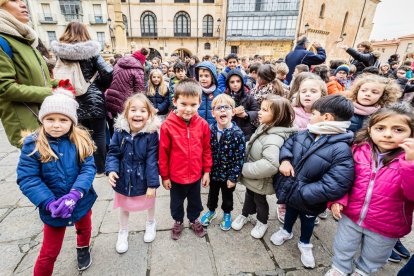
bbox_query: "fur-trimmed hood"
[114,113,161,134]
[51,40,101,61]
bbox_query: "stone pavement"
[0,122,413,276]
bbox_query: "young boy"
[275,62,290,97]
[218,53,241,91]
[200,94,246,230]
[169,62,187,108]
[195,61,222,124]
[245,62,261,90]
[159,80,212,240]
[271,95,355,268]
[327,64,350,95]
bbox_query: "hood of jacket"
[114,113,161,134]
[225,69,246,94]
[116,55,144,70]
[51,40,101,60]
[256,124,297,140]
[195,61,218,85]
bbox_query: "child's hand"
[399,138,414,161]
[236,112,248,118]
[202,172,210,188]
[331,203,343,220]
[108,172,119,187]
[162,179,171,190]
[146,188,156,198]
[227,180,236,189]
[279,160,295,177]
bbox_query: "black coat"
[346,48,377,76]
[285,45,326,83]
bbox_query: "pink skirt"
[113,192,155,212]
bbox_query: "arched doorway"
[148,48,162,61]
[173,48,192,60]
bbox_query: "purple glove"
[45,200,61,218]
[54,190,82,219]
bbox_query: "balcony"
[39,13,57,24]
[89,15,107,25]
[129,28,220,39]
[63,14,83,22]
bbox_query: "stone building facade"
[372,34,414,64]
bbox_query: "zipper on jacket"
[357,166,378,226]
[128,180,132,196]
[187,124,191,181]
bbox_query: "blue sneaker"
[394,239,410,259]
[200,210,217,226]
[388,249,402,263]
[220,213,232,231]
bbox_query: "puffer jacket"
[51,41,113,120]
[346,48,378,76]
[218,65,244,92]
[146,86,170,115]
[334,143,414,238]
[105,115,160,196]
[241,125,296,195]
[17,133,97,227]
[348,114,367,134]
[274,130,354,216]
[105,56,145,116]
[327,76,346,95]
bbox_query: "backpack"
[53,58,98,97]
[0,36,13,59]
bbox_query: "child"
[200,94,246,230]
[159,80,212,240]
[275,62,291,98]
[17,89,97,275]
[218,53,241,91]
[195,61,222,124]
[272,95,355,269]
[348,75,401,133]
[232,95,296,239]
[327,64,350,95]
[225,69,259,140]
[291,64,309,83]
[252,64,285,107]
[325,103,414,276]
[161,61,170,83]
[169,62,187,106]
[245,62,261,90]
[106,94,160,253]
[146,69,170,119]
[379,64,391,78]
[151,57,161,69]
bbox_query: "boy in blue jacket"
[218,53,243,91]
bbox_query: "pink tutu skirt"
[113,192,155,212]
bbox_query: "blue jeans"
[398,255,414,276]
[283,205,316,244]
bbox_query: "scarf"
[132,50,146,66]
[202,84,216,94]
[307,121,351,135]
[336,77,347,87]
[353,102,380,116]
[0,9,38,48]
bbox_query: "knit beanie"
[132,48,147,66]
[39,88,79,125]
[335,64,350,76]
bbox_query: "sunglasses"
[213,105,232,111]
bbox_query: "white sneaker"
[277,204,286,224]
[351,268,368,276]
[143,220,156,243]
[298,241,315,268]
[116,229,129,254]
[318,209,328,219]
[270,227,293,246]
[231,214,248,231]
[250,221,268,239]
[325,266,347,276]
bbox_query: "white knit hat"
[39,88,79,125]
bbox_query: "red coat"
[159,112,212,184]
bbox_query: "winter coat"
[285,45,326,83]
[346,48,377,76]
[169,76,181,108]
[241,125,296,195]
[105,56,145,116]
[293,107,312,130]
[17,134,97,227]
[159,111,212,184]
[147,86,170,115]
[195,61,223,124]
[218,65,244,92]
[210,122,246,183]
[274,130,354,216]
[348,114,367,134]
[244,75,256,90]
[187,63,197,79]
[0,34,58,148]
[334,143,414,238]
[105,115,160,197]
[51,41,113,120]
[327,77,346,95]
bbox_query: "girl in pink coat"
[326,103,414,276]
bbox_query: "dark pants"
[170,179,203,223]
[207,180,235,213]
[284,205,316,244]
[241,188,269,224]
[398,255,414,276]
[79,118,106,173]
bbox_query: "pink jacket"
[293,107,312,130]
[335,143,414,238]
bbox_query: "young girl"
[17,89,97,275]
[231,95,296,239]
[348,75,401,133]
[146,69,170,120]
[326,103,414,276]
[106,94,160,253]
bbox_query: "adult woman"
[51,22,112,176]
[339,41,379,76]
[0,0,58,147]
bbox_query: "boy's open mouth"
[219,114,228,119]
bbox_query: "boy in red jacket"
[159,80,213,240]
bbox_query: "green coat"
[0,34,57,147]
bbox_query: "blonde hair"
[59,22,91,43]
[212,94,235,108]
[294,76,327,107]
[275,62,289,75]
[148,69,168,97]
[349,75,401,107]
[122,93,157,122]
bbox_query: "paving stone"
[0,208,8,219]
[0,181,23,208]
[286,267,328,275]
[93,176,115,201]
[0,243,25,275]
[0,165,16,181]
[17,195,35,208]
[208,224,275,275]
[311,211,338,254]
[0,207,42,242]
[0,150,20,166]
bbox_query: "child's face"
[369,115,412,153]
[198,69,213,88]
[299,79,322,112]
[43,113,72,138]
[162,64,168,74]
[335,70,348,81]
[250,71,258,80]
[173,95,201,121]
[168,67,175,77]
[190,58,196,65]
[380,65,389,72]
[212,103,234,129]
[152,61,159,68]
[151,74,162,86]
[396,70,407,79]
[219,60,226,66]
[258,101,273,125]
[357,82,385,106]
[175,69,186,80]
[229,75,242,92]
[309,110,335,124]
[277,72,286,81]
[127,99,149,133]
[226,58,238,70]
[392,64,399,70]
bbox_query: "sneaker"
[200,210,217,226]
[394,240,410,259]
[314,217,320,225]
[190,220,206,238]
[388,249,402,263]
[116,229,129,254]
[220,213,232,231]
[231,214,248,231]
[250,221,268,239]
[143,219,156,243]
[171,221,184,240]
[324,266,347,276]
[270,227,293,246]
[77,246,92,271]
[277,204,286,224]
[298,241,315,268]
[351,268,368,276]
[318,210,328,219]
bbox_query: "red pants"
[34,210,92,276]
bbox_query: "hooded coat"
[218,65,244,92]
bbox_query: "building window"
[175,0,189,2]
[203,0,214,2]
[59,0,83,21]
[228,0,299,12]
[340,12,349,37]
[93,4,103,23]
[121,0,126,2]
[41,3,54,22]
[47,31,57,45]
[96,32,105,50]
[122,14,129,36]
[319,3,325,18]
[361,17,366,28]
[204,42,211,50]
[203,15,213,37]
[406,43,413,53]
[231,46,238,54]
[141,11,157,37]
[141,0,155,2]
[174,11,190,37]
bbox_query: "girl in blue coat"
[146,69,170,120]
[17,89,97,275]
[106,94,160,253]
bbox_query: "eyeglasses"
[213,105,232,111]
